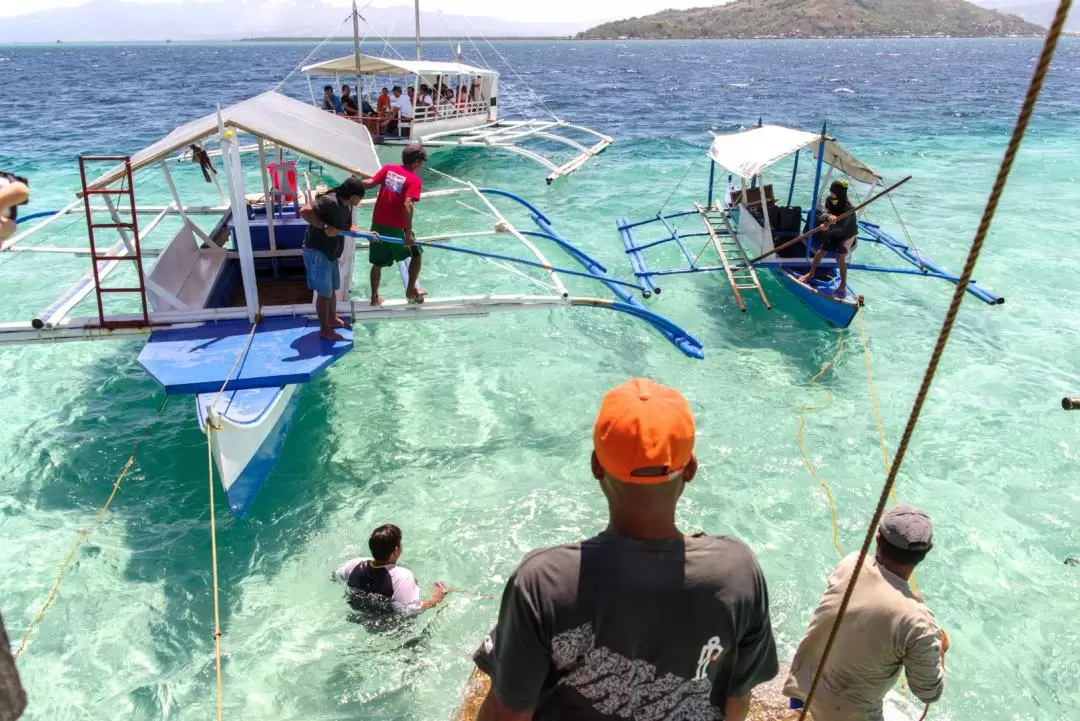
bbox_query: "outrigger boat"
[616,124,1004,328]
[297,1,612,184]
[0,92,700,516]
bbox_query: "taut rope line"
[795,2,1074,718]
[15,395,170,659]
[203,321,258,721]
[796,329,846,557]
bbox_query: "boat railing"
[413,101,490,123]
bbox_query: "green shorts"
[368,223,422,267]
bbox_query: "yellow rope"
[203,320,258,721]
[796,4,1073,716]
[15,395,170,660]
[797,329,846,557]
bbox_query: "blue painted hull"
[774,267,860,329]
[197,384,303,516]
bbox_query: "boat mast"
[414,0,421,61]
[352,0,362,100]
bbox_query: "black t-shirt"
[342,93,359,115]
[473,531,779,720]
[303,192,353,260]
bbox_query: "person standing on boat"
[334,524,448,614]
[299,176,365,341]
[783,505,948,721]
[471,378,779,721]
[798,180,858,296]
[363,144,427,306]
[390,86,414,137]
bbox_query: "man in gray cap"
[783,505,948,721]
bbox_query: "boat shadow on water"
[10,354,373,683]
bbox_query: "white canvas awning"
[708,125,882,186]
[86,91,381,191]
[302,54,495,80]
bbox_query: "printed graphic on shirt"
[550,623,724,721]
[385,171,406,195]
[694,637,724,681]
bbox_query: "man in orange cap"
[471,378,778,721]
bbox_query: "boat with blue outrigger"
[616,123,1004,328]
[0,91,699,517]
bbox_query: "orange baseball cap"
[593,378,695,485]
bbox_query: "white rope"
[272,13,354,92]
[456,199,499,221]
[483,257,557,291]
[658,151,705,217]
[461,14,558,121]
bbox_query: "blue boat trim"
[139,316,353,395]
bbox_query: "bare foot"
[406,289,425,304]
[319,330,346,341]
[333,316,352,329]
[370,295,384,307]
[415,287,429,297]
[798,273,812,284]
[835,286,848,298]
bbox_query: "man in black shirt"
[798,180,859,296]
[298,176,365,341]
[472,378,779,721]
[341,84,359,117]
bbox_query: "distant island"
[578,0,1045,39]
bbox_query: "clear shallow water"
[2,38,1080,720]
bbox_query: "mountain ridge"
[578,0,1045,39]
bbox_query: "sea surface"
[2,37,1079,721]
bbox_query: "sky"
[0,0,711,22]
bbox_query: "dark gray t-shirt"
[473,531,778,721]
[303,192,352,260]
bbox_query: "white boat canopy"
[301,54,496,81]
[708,125,882,186]
[86,91,381,191]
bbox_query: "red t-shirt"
[371,164,422,229]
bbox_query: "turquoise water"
[2,38,1080,720]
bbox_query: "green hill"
[578,0,1045,39]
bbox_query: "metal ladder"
[695,204,771,312]
[78,156,150,329]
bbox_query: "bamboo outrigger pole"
[747,175,913,265]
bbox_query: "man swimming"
[334,524,448,614]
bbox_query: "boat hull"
[774,267,860,329]
[196,384,302,516]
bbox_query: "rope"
[272,13,353,92]
[795,3,1073,717]
[797,330,846,556]
[658,151,705,217]
[203,321,258,721]
[14,395,170,659]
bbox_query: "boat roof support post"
[352,0,363,100]
[256,140,277,253]
[160,161,212,245]
[808,122,828,232]
[759,172,774,242]
[218,110,260,321]
[707,160,716,210]
[787,149,800,207]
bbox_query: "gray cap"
[879,505,934,552]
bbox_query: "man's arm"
[417,582,448,611]
[902,618,946,704]
[723,694,751,721]
[471,567,550,719]
[403,198,415,246]
[299,203,339,236]
[362,167,387,191]
[477,689,532,721]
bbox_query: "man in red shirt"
[362,144,427,305]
